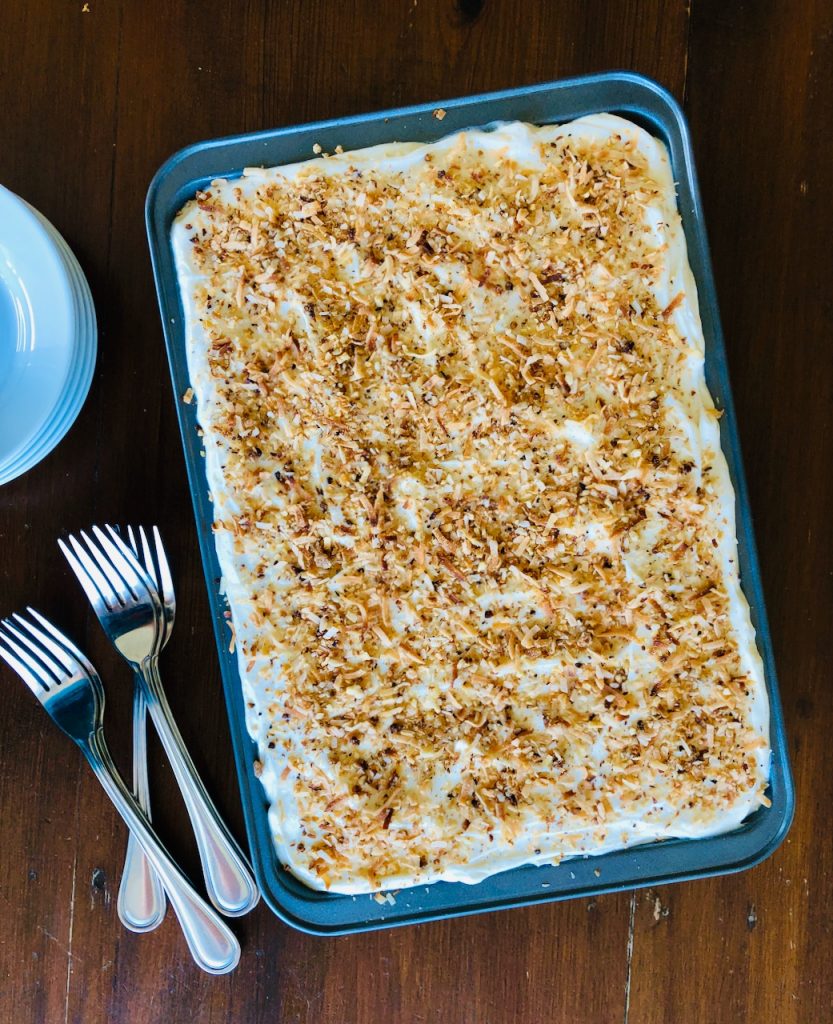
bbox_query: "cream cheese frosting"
[172,114,770,893]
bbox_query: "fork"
[115,526,168,932]
[0,610,240,975]
[59,526,260,918]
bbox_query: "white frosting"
[172,114,770,892]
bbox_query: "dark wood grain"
[0,1,827,1022]
[628,1,833,1021]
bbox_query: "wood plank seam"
[63,850,78,1024]
[624,891,637,1024]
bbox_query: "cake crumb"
[433,108,446,121]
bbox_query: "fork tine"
[138,526,160,593]
[81,528,138,604]
[95,525,154,601]
[151,527,175,607]
[12,612,82,675]
[112,525,143,567]
[4,617,67,678]
[0,629,47,695]
[61,535,120,612]
[0,622,60,690]
[26,608,98,677]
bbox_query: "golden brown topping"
[176,120,767,892]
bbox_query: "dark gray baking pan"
[146,71,793,935]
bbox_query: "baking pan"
[146,71,794,935]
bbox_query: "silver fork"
[115,525,168,932]
[59,526,259,918]
[0,610,240,975]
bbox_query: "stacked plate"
[0,186,97,486]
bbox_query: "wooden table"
[0,2,829,1021]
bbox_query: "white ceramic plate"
[0,214,97,481]
[0,188,96,485]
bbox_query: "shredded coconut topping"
[173,116,769,893]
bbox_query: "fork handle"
[117,684,167,932]
[83,730,241,975]
[139,660,260,917]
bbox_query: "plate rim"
[0,187,80,473]
[0,205,97,484]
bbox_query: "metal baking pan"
[146,71,794,935]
